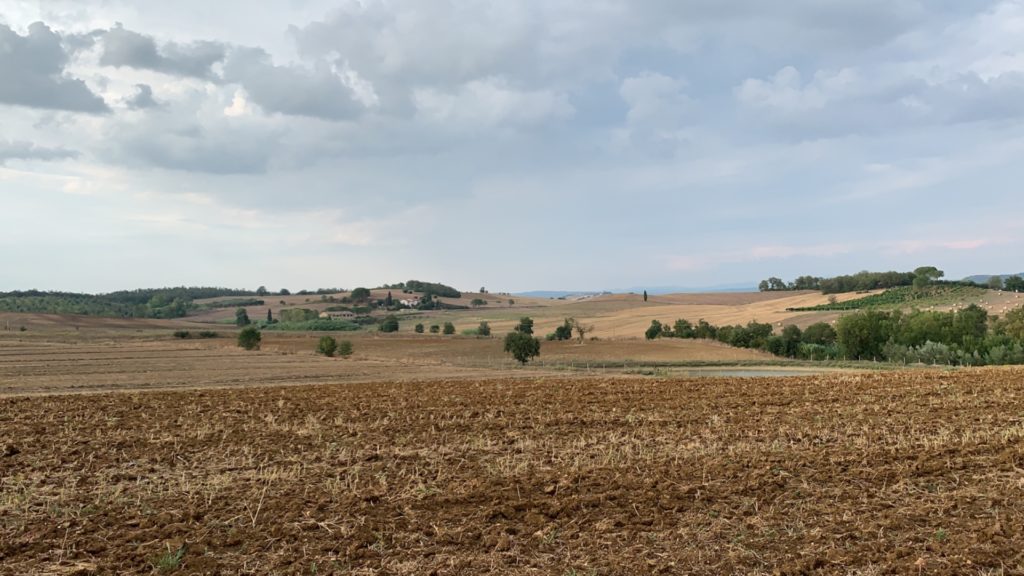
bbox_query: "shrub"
[235,307,250,327]
[429,325,440,334]
[443,322,456,335]
[414,323,425,333]
[237,326,261,350]
[504,331,541,364]
[477,321,491,337]
[197,331,218,339]
[645,320,663,340]
[380,315,400,333]
[173,330,191,339]
[337,340,353,357]
[318,336,338,357]
[553,320,573,341]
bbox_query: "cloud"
[412,77,574,128]
[125,84,159,109]
[0,22,109,113]
[221,47,363,120]
[98,23,226,79]
[0,140,79,164]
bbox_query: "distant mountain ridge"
[963,273,1024,284]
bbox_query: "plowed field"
[3,370,1024,574]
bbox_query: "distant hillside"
[0,287,255,319]
[516,283,758,298]
[963,273,1024,284]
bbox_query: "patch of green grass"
[152,544,187,573]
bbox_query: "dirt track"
[3,370,1024,574]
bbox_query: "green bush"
[477,321,491,337]
[237,326,261,350]
[443,322,456,335]
[197,331,218,339]
[414,323,425,333]
[380,315,400,333]
[337,340,353,357]
[173,330,191,339]
[318,336,338,357]
[429,325,440,334]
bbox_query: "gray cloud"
[221,47,362,120]
[125,84,159,109]
[0,140,79,163]
[0,22,109,113]
[99,23,226,79]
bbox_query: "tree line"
[645,304,1024,365]
[755,266,1008,294]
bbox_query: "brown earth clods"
[3,370,1024,575]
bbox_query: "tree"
[478,321,491,337]
[379,315,400,333]
[504,331,540,364]
[515,317,534,335]
[570,318,592,343]
[673,319,695,339]
[836,310,893,360]
[988,276,1005,290]
[385,291,393,307]
[912,266,944,289]
[758,280,770,292]
[508,299,515,307]
[414,323,425,333]
[643,290,648,302]
[1005,276,1024,292]
[443,322,456,335]
[471,298,487,307]
[779,325,803,357]
[351,287,371,302]
[279,288,291,296]
[237,326,261,350]
[429,324,441,334]
[337,340,353,357]
[480,287,487,293]
[803,322,837,346]
[317,336,338,357]
[553,319,573,341]
[645,320,663,340]
[266,308,273,323]
[235,307,251,327]
[256,286,269,296]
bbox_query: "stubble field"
[3,368,1024,574]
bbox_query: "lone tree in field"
[515,317,534,335]
[317,336,338,357]
[414,323,425,333]
[235,307,251,327]
[570,318,593,343]
[237,326,261,350]
[429,324,440,334]
[643,290,648,302]
[504,331,541,365]
[266,308,273,323]
[553,319,573,341]
[477,321,491,337]
[443,322,456,335]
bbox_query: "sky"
[2,0,1024,294]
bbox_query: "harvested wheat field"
[3,369,1024,574]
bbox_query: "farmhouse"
[319,311,356,319]
[400,298,421,307]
